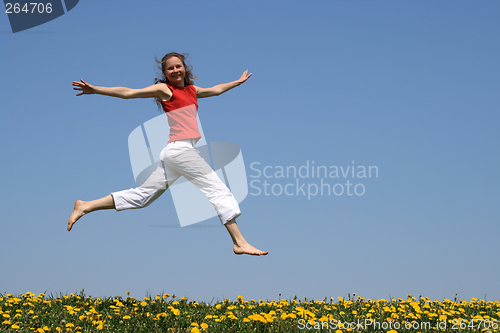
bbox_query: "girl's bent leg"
[111,160,176,212]
[225,218,268,256]
[67,194,116,231]
[68,151,177,232]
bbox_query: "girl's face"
[164,56,186,87]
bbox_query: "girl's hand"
[237,70,252,85]
[72,79,96,96]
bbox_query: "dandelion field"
[1,292,499,332]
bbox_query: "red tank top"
[161,83,201,143]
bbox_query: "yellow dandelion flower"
[191,328,201,333]
[37,328,45,333]
[123,315,131,320]
[248,314,267,323]
[243,318,250,322]
[201,322,208,330]
[66,323,75,328]
[140,301,148,307]
[11,324,20,329]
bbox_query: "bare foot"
[233,243,268,256]
[68,200,86,231]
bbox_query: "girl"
[68,52,267,256]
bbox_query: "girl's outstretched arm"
[72,79,172,100]
[195,70,252,98]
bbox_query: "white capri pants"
[111,139,241,224]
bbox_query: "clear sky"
[1,1,499,303]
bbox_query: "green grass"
[1,291,499,332]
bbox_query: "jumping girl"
[68,52,267,256]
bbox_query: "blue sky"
[1,1,499,303]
